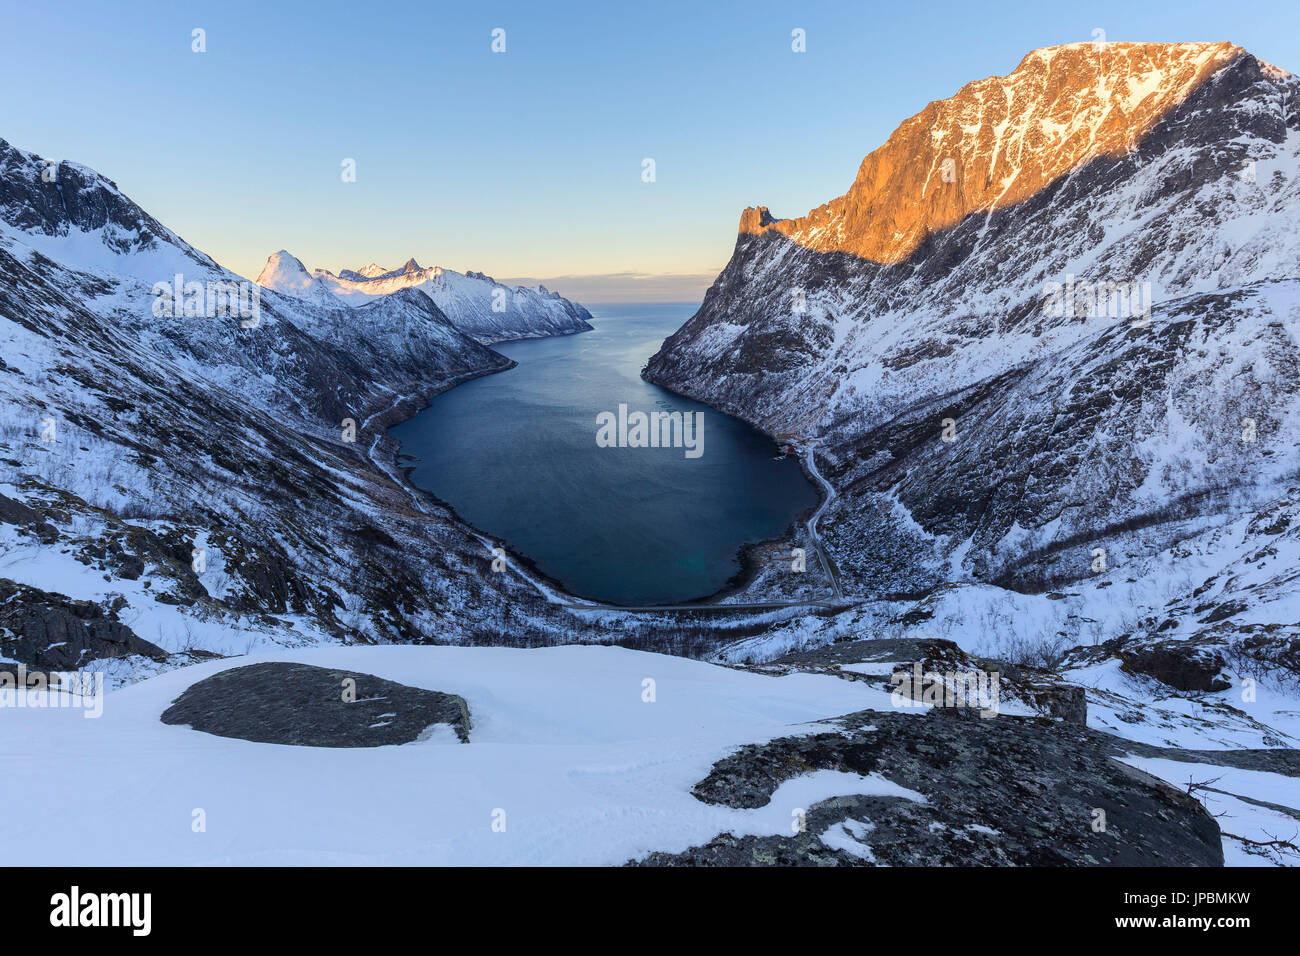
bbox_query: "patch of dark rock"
[1119,641,1232,692]
[349,524,399,551]
[769,637,1088,725]
[0,578,168,669]
[1200,600,1249,624]
[0,491,41,525]
[771,636,960,668]
[114,552,146,580]
[1016,682,1088,725]
[0,491,58,542]
[0,661,61,685]
[896,606,934,626]
[638,708,1223,866]
[160,661,471,747]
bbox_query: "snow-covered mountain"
[0,133,584,678]
[254,249,344,308]
[643,43,1300,813]
[3,40,1299,867]
[646,42,1300,596]
[258,251,594,344]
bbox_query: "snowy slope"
[0,645,897,865]
[0,643,1243,866]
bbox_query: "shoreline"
[637,377,828,608]
[361,332,597,609]
[362,317,832,615]
[374,344,828,612]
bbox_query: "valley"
[1,38,1298,869]
[390,303,819,607]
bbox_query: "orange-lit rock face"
[743,42,1247,263]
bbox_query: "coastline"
[361,331,595,610]
[363,321,830,613]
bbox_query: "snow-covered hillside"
[258,252,594,344]
[0,644,1245,866]
[647,41,1300,622]
[0,645,890,865]
[0,133,583,678]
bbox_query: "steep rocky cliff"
[646,43,1300,599]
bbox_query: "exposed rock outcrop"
[740,43,1248,264]
[0,579,168,670]
[635,707,1225,866]
[160,662,471,746]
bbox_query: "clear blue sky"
[3,0,1298,301]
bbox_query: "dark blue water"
[391,303,818,605]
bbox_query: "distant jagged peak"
[339,258,442,284]
[255,249,340,305]
[739,40,1270,262]
[256,249,309,280]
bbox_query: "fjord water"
[391,303,819,605]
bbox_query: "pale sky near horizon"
[3,0,1299,302]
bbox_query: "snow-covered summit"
[254,249,340,307]
[739,41,1250,265]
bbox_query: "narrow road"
[802,445,844,602]
[552,598,853,613]
[364,392,577,607]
